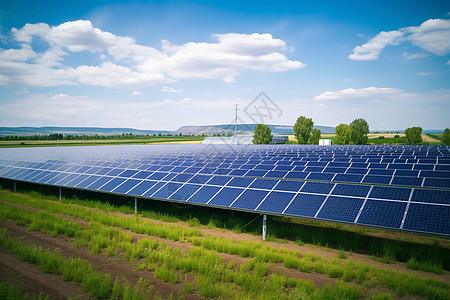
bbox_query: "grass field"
[0,136,206,148]
[0,186,449,299]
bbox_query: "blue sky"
[0,0,449,131]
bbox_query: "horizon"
[0,1,449,130]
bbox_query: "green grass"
[1,188,450,300]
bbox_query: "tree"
[253,124,273,144]
[310,129,321,144]
[443,128,450,145]
[404,127,422,145]
[293,116,314,144]
[350,118,369,145]
[335,123,352,145]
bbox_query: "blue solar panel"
[332,184,370,198]
[208,176,232,186]
[148,172,168,180]
[186,174,211,184]
[85,176,113,190]
[346,168,368,175]
[75,175,101,188]
[317,196,364,223]
[112,179,142,194]
[307,172,335,181]
[362,175,392,185]
[423,178,450,188]
[421,170,450,179]
[127,180,158,196]
[171,173,194,183]
[132,171,153,179]
[283,193,326,217]
[332,173,363,183]
[256,191,295,214]
[249,179,278,189]
[357,200,407,228]
[151,182,181,199]
[209,187,244,207]
[230,189,269,210]
[266,170,288,178]
[369,169,394,176]
[273,180,304,192]
[391,176,423,187]
[169,184,201,201]
[98,177,126,192]
[403,204,450,235]
[300,182,334,195]
[284,171,308,179]
[411,189,450,205]
[227,177,254,188]
[0,144,448,237]
[369,186,412,201]
[188,185,222,203]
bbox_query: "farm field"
[0,136,205,148]
[0,188,449,299]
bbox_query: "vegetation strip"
[1,190,449,299]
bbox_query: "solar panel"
[357,200,407,228]
[403,204,450,235]
[187,185,221,203]
[209,187,244,206]
[316,196,364,223]
[230,189,269,210]
[283,193,326,217]
[411,189,450,205]
[256,191,295,213]
[369,186,412,201]
[300,182,334,195]
[0,144,448,237]
[331,184,370,198]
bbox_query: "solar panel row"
[0,144,448,236]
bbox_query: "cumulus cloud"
[161,86,182,93]
[131,91,142,96]
[314,87,402,101]
[349,18,450,60]
[349,31,404,60]
[0,20,304,88]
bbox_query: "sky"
[0,0,449,131]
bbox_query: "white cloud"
[161,86,183,93]
[415,72,433,76]
[314,87,402,101]
[404,19,450,55]
[350,18,450,60]
[0,20,304,88]
[401,52,428,60]
[349,30,404,60]
[131,91,142,96]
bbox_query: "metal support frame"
[135,197,138,214]
[13,181,16,193]
[262,214,267,240]
[59,187,62,201]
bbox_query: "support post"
[59,187,62,201]
[14,181,16,193]
[135,197,138,214]
[262,215,267,240]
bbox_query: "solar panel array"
[0,144,449,236]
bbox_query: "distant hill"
[174,124,336,135]
[0,127,171,136]
[0,125,443,137]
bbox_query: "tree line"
[253,117,450,145]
